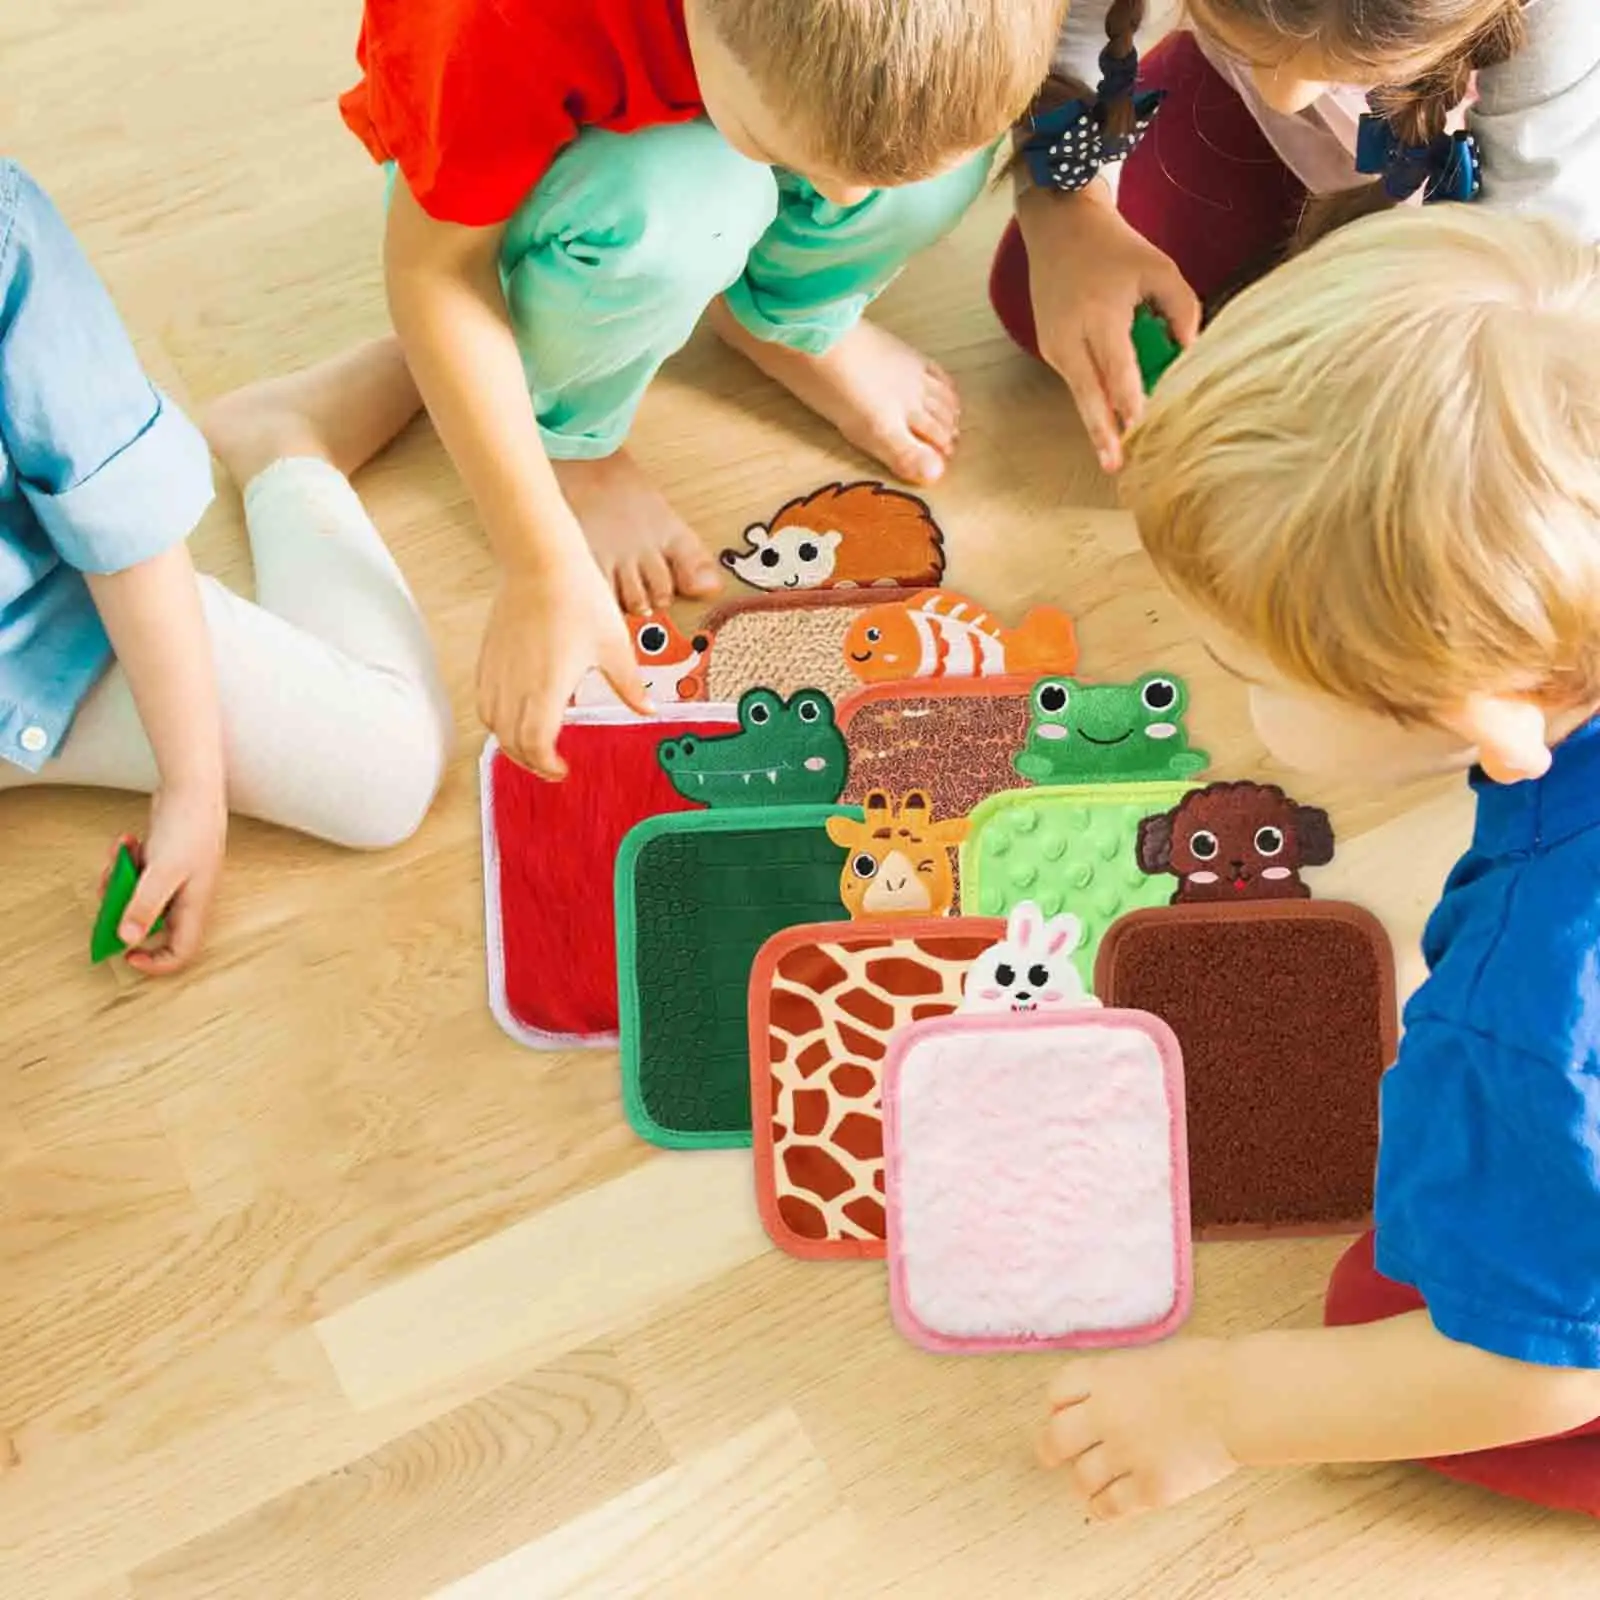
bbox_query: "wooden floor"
[3,2,1593,1595]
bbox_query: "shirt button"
[18,726,48,755]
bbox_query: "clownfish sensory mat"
[481,707,738,1047]
[1096,901,1397,1236]
[883,1012,1192,1354]
[842,591,1077,686]
[719,481,946,593]
[747,918,1005,1260]
[616,806,856,1149]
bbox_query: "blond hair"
[1122,207,1600,722]
[700,0,1066,185]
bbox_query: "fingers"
[1047,337,1123,475]
[600,640,654,720]
[126,886,203,976]
[100,832,139,896]
[1150,267,1203,348]
[1086,1474,1145,1522]
[615,561,652,619]
[120,859,179,949]
[515,694,570,781]
[1089,318,1147,447]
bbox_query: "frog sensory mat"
[617,807,856,1149]
[883,1012,1192,1353]
[1096,901,1397,1236]
[748,918,1005,1260]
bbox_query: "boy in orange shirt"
[342,0,1062,775]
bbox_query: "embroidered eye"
[637,623,669,657]
[759,548,781,568]
[795,696,824,724]
[1255,826,1285,857]
[1189,830,1219,861]
[994,963,1016,987]
[1027,964,1051,988]
[690,633,709,653]
[851,853,879,880]
[1036,682,1069,716]
[865,627,882,643]
[798,542,819,562]
[748,702,771,726]
[1142,678,1178,713]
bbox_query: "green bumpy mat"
[616,806,857,1149]
[962,783,1197,990]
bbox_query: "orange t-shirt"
[340,0,704,226]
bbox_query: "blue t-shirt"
[1377,715,1600,1368]
[0,160,213,772]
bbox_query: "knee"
[330,682,456,852]
[503,123,778,319]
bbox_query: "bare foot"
[203,336,423,488]
[708,301,959,485]
[553,451,722,615]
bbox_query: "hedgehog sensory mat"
[479,481,1400,1364]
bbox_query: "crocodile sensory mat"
[961,782,1198,988]
[616,808,857,1149]
[702,588,925,706]
[1095,901,1397,1236]
[747,918,1006,1260]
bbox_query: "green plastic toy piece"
[657,687,847,808]
[1132,304,1182,393]
[962,782,1198,988]
[91,843,166,964]
[1014,672,1210,786]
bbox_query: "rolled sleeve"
[0,161,213,576]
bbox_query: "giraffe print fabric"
[750,918,1005,1260]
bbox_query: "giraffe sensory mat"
[478,481,1400,1353]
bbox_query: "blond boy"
[1040,208,1600,1516]
[341,0,1063,774]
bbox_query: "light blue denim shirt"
[0,159,213,773]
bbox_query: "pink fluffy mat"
[883,1012,1192,1354]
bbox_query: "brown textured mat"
[1095,901,1397,1238]
[702,588,927,705]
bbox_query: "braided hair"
[1186,0,1528,246]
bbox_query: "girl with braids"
[991,1,1600,472]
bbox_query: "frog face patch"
[658,688,847,806]
[1014,672,1209,785]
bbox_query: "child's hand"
[115,783,228,976]
[477,555,651,779]
[1017,184,1200,474]
[1038,1340,1239,1520]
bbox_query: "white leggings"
[0,458,453,849]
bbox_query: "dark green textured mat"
[616,806,856,1148]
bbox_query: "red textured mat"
[1095,901,1397,1237]
[481,708,737,1047]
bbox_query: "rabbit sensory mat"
[617,807,855,1148]
[481,706,738,1047]
[1096,901,1397,1236]
[748,917,1005,1260]
[719,481,946,592]
[703,588,925,705]
[962,781,1198,988]
[883,1012,1192,1353]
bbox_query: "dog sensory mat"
[481,706,738,1047]
[702,589,925,705]
[1095,900,1397,1236]
[962,782,1198,988]
[617,807,856,1148]
[748,917,1006,1260]
[883,1012,1192,1353]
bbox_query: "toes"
[911,402,958,456]
[615,561,652,617]
[666,531,723,599]
[638,550,676,613]
[877,427,946,486]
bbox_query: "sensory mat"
[841,590,1078,687]
[617,806,857,1149]
[702,588,926,705]
[961,781,1198,989]
[748,917,1006,1260]
[883,1012,1192,1354]
[719,481,946,592]
[480,706,738,1048]
[1095,901,1398,1236]
[837,677,1037,820]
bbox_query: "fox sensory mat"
[748,918,1005,1260]
[617,807,856,1148]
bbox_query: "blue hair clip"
[1354,112,1483,204]
[1022,43,1165,194]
